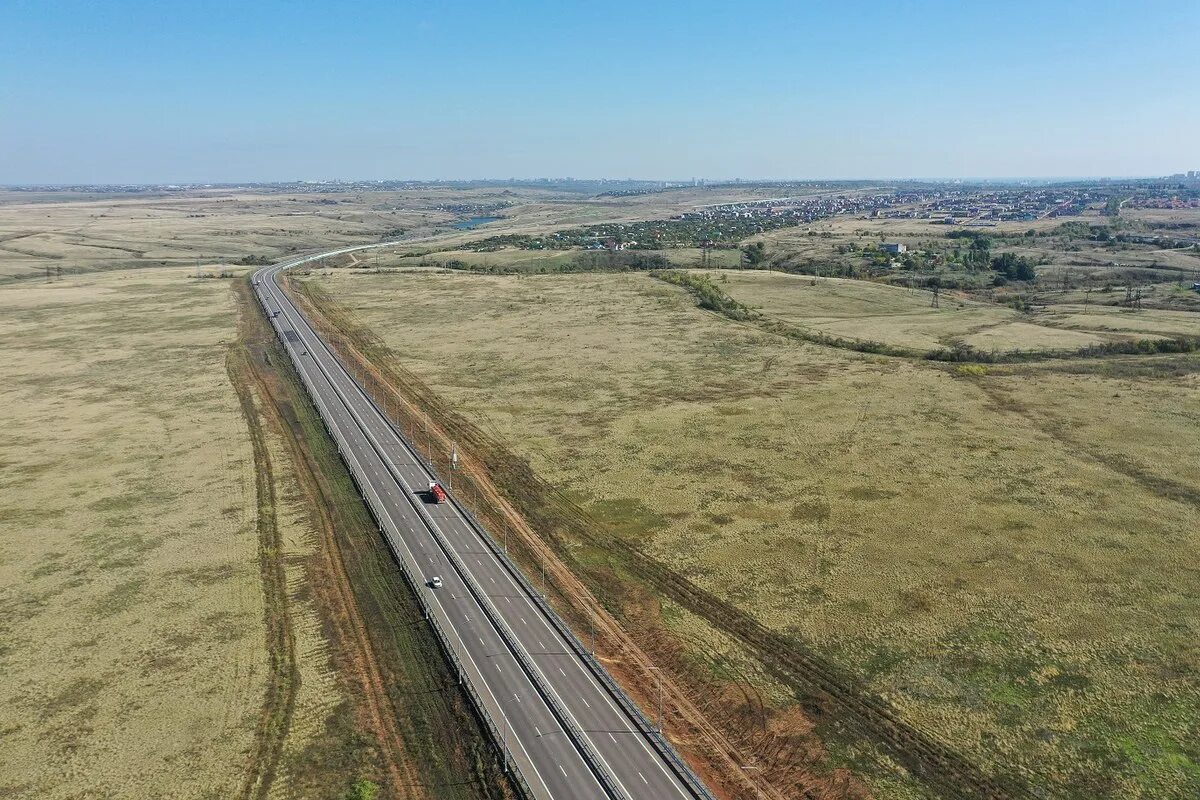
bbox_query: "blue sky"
[2,0,1197,182]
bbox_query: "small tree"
[346,779,380,800]
[741,241,767,266]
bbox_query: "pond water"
[452,216,501,230]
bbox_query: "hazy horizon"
[3,0,1198,184]
[2,173,1189,188]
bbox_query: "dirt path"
[227,344,299,800]
[232,280,421,797]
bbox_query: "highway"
[252,245,714,800]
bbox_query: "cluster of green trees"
[654,270,757,321]
[462,213,805,252]
[741,241,767,265]
[236,254,273,265]
[1051,221,1114,241]
[437,250,672,275]
[991,251,1037,282]
[940,230,1038,282]
[572,251,671,271]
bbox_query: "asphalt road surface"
[253,246,712,800]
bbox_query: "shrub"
[346,779,380,800]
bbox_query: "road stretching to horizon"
[253,245,713,800]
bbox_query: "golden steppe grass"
[0,268,271,797]
[1038,304,1200,337]
[0,190,451,281]
[0,185,799,282]
[312,269,1200,798]
[711,269,1124,352]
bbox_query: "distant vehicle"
[427,481,448,504]
[271,310,280,318]
[430,576,443,589]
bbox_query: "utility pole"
[742,760,763,800]
[649,666,663,733]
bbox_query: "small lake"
[452,216,501,230]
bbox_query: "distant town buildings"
[1165,170,1200,187]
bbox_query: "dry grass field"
[1037,304,1200,337]
[311,268,1200,798]
[0,190,455,281]
[0,263,506,800]
[712,270,1142,353]
[710,270,1196,354]
[0,185,797,282]
[0,268,269,797]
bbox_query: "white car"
[430,576,443,589]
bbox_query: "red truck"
[427,481,448,504]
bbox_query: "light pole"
[502,712,509,774]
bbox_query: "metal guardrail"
[257,277,540,797]
[259,274,630,800]
[447,490,719,800]
[305,293,717,800]
[405,485,630,800]
[480,526,717,800]
[261,257,716,799]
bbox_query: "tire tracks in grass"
[976,378,1200,509]
[231,279,510,800]
[227,343,298,800]
[241,350,419,797]
[292,276,1025,800]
